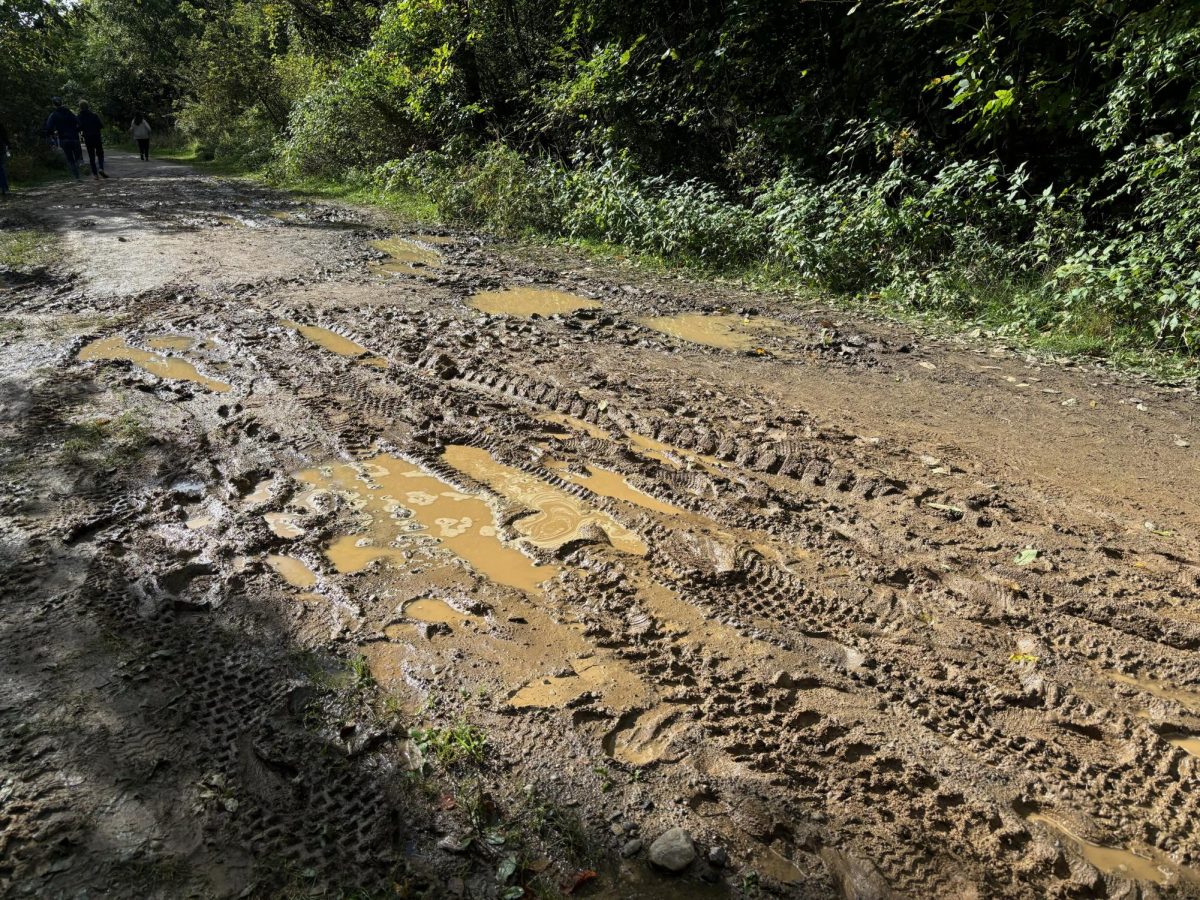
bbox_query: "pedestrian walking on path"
[45,97,83,181]
[130,114,152,160]
[0,122,9,197]
[78,101,108,180]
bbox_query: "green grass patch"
[410,720,488,768]
[0,228,55,272]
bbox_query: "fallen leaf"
[918,361,937,370]
[1013,548,1038,566]
[927,502,964,514]
[437,793,456,811]
[1174,435,1190,447]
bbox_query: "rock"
[437,834,472,854]
[621,838,643,858]
[648,827,696,872]
[708,845,729,867]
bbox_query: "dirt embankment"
[2,152,1199,898]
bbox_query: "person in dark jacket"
[78,101,108,180]
[44,97,82,181]
[0,122,9,196]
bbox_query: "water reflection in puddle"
[469,287,601,318]
[294,455,557,594]
[370,238,440,275]
[79,335,230,393]
[444,445,646,555]
[267,554,317,588]
[1109,671,1200,711]
[281,320,387,368]
[509,655,645,709]
[145,335,194,352]
[403,597,474,624]
[638,312,803,352]
[1026,813,1178,885]
[1166,734,1200,756]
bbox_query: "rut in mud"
[2,152,1200,898]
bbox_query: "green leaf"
[497,855,518,883]
[1013,548,1038,566]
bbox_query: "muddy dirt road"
[2,151,1200,898]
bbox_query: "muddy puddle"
[402,597,474,625]
[547,459,687,518]
[369,238,440,275]
[264,511,305,538]
[509,655,646,709]
[1166,734,1200,756]
[282,320,387,367]
[444,445,646,555]
[293,455,558,594]
[1109,671,1200,711]
[627,431,727,476]
[79,334,230,392]
[144,335,194,352]
[1025,813,1187,885]
[468,287,601,318]
[638,312,803,352]
[267,554,317,588]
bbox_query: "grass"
[61,410,150,467]
[0,227,55,272]
[139,136,1200,384]
[410,720,488,768]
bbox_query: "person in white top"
[130,114,152,160]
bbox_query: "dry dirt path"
[2,151,1199,898]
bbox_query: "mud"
[469,286,602,317]
[3,150,1200,899]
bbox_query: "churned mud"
[2,152,1200,898]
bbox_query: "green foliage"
[7,0,1199,360]
[410,720,488,768]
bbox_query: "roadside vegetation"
[4,1,1198,372]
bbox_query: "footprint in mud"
[603,705,684,765]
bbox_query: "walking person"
[78,101,108,180]
[44,97,83,181]
[0,122,9,197]
[130,114,151,160]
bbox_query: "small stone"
[648,827,696,872]
[708,846,729,867]
[437,835,472,854]
[622,838,643,858]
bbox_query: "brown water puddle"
[468,287,601,318]
[509,655,645,709]
[145,335,194,352]
[751,848,805,885]
[545,460,686,518]
[402,597,475,625]
[244,478,275,505]
[638,312,803,352]
[281,320,387,368]
[1109,672,1200,711]
[1166,734,1200,757]
[267,554,317,588]
[444,445,646,555]
[1026,813,1186,885]
[264,512,305,539]
[626,431,727,476]
[370,237,440,275]
[79,335,230,393]
[294,455,557,594]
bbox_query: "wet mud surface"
[3,152,1200,898]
